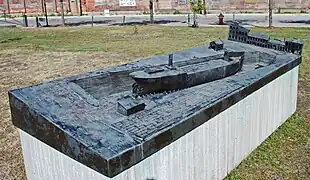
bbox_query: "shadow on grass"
[210,19,264,26]
[48,20,115,27]
[38,19,184,27]
[280,20,310,25]
[110,20,185,26]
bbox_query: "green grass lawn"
[0,26,309,179]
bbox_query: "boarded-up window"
[178,0,187,4]
[119,0,136,6]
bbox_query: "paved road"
[0,14,310,28]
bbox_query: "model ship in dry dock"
[117,22,304,116]
[130,50,245,96]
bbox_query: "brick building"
[0,0,309,14]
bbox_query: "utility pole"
[150,0,154,24]
[269,0,272,27]
[60,0,65,26]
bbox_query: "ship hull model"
[130,51,244,95]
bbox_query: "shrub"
[173,10,182,14]
[189,0,204,14]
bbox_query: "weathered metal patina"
[130,50,244,96]
[9,24,303,178]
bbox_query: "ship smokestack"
[168,53,173,66]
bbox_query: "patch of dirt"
[297,78,310,123]
[261,168,284,180]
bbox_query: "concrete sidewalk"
[0,13,309,28]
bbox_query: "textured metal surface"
[19,66,299,180]
[129,50,244,95]
[228,22,303,55]
[9,40,301,177]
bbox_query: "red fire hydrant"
[218,13,224,25]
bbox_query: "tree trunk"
[6,0,10,14]
[23,0,28,27]
[75,0,79,16]
[269,0,272,27]
[60,0,65,26]
[54,0,58,13]
[203,0,207,15]
[150,0,154,24]
[41,0,44,14]
[79,0,83,16]
[67,0,71,13]
[43,0,49,26]
[23,0,27,13]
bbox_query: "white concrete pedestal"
[19,66,299,180]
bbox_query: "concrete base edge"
[19,66,298,180]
